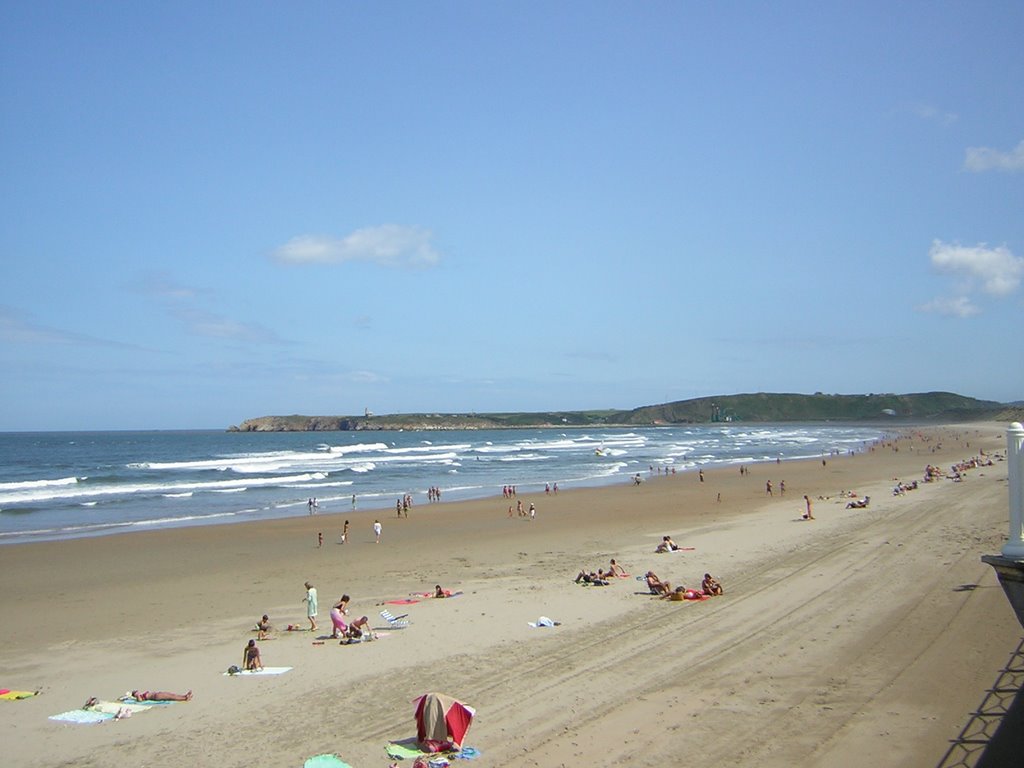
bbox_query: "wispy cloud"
[128,271,202,301]
[919,240,1023,317]
[170,307,284,344]
[964,139,1024,173]
[903,101,958,125]
[0,306,140,347]
[272,225,442,268]
[916,296,980,318]
[131,272,283,344]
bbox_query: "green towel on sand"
[386,742,427,759]
[303,755,351,768]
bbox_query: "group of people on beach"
[572,550,723,604]
[575,559,628,585]
[244,581,376,668]
[507,499,536,519]
[644,570,723,600]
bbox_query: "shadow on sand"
[935,635,1024,768]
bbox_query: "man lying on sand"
[575,570,610,586]
[129,689,192,702]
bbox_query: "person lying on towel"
[130,689,192,702]
[575,570,609,586]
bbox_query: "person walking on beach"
[303,581,318,631]
[341,519,349,544]
[766,480,773,496]
[317,531,323,548]
[529,503,536,521]
[373,519,382,543]
[803,495,815,520]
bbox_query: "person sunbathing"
[666,586,704,601]
[607,559,628,577]
[645,571,672,595]
[130,689,192,702]
[256,614,271,640]
[701,573,723,596]
[655,536,680,553]
[575,570,609,585]
[846,496,870,509]
[243,639,263,671]
[434,584,447,598]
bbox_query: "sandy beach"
[1,423,1019,768]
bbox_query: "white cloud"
[916,296,980,318]
[964,139,1024,173]
[929,240,1024,297]
[272,225,441,268]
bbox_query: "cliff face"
[231,416,365,432]
[229,415,497,432]
[228,392,1008,432]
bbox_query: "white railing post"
[1004,422,1024,560]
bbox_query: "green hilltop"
[229,391,1016,432]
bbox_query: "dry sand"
[1,424,1020,768]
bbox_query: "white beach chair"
[379,609,410,629]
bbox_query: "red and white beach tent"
[413,692,475,749]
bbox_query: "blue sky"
[2,2,1022,431]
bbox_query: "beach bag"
[227,665,241,675]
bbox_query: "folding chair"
[379,609,410,629]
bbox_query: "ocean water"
[0,425,891,544]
